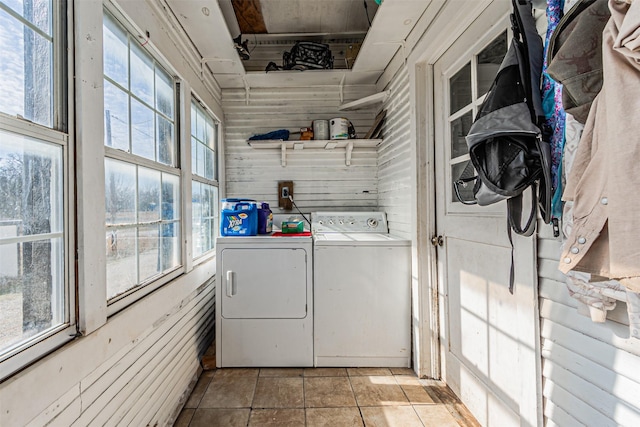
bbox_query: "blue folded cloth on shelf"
[248,129,290,141]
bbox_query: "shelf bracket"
[281,142,287,167]
[339,73,346,104]
[243,76,251,105]
[345,141,353,166]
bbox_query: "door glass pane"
[449,62,471,114]
[477,31,507,96]
[450,112,473,159]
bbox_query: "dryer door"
[220,248,308,319]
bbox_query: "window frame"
[0,0,75,381]
[444,26,510,215]
[102,7,184,315]
[190,97,219,261]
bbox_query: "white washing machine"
[216,233,313,367]
[312,212,411,367]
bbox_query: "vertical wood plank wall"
[537,222,640,426]
[377,66,412,239]
[221,86,379,213]
[0,271,215,426]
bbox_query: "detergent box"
[220,199,258,236]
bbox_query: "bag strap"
[453,176,480,205]
[506,185,537,293]
[511,0,545,120]
[507,184,538,237]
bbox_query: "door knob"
[431,235,443,247]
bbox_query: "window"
[103,11,181,301]
[450,31,507,204]
[0,0,72,380]
[191,100,218,258]
[0,0,54,127]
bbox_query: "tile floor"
[174,367,480,427]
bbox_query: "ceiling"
[166,0,431,88]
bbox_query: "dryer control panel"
[311,211,388,234]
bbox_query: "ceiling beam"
[232,0,268,34]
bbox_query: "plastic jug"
[257,202,273,234]
[220,199,258,236]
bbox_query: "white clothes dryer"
[216,233,313,367]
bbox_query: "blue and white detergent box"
[220,199,258,236]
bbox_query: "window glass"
[191,100,218,258]
[191,101,217,181]
[156,71,174,119]
[104,80,130,151]
[2,0,51,34]
[0,128,65,358]
[105,160,181,300]
[450,112,473,159]
[192,182,217,258]
[103,11,181,301]
[448,32,507,205]
[477,31,507,96]
[103,11,176,167]
[131,98,155,160]
[0,0,53,127]
[130,42,154,107]
[103,13,128,88]
[449,62,471,115]
[157,115,174,165]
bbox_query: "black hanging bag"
[455,0,551,236]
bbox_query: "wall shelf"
[247,139,382,167]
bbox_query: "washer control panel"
[311,212,388,234]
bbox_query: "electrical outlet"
[278,181,293,210]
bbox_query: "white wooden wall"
[0,266,215,426]
[537,222,640,426]
[378,66,412,239]
[221,86,379,213]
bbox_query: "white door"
[432,9,541,427]
[220,248,308,319]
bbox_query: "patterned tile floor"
[174,367,480,427]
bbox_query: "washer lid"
[313,232,410,246]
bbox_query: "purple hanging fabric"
[542,0,566,227]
